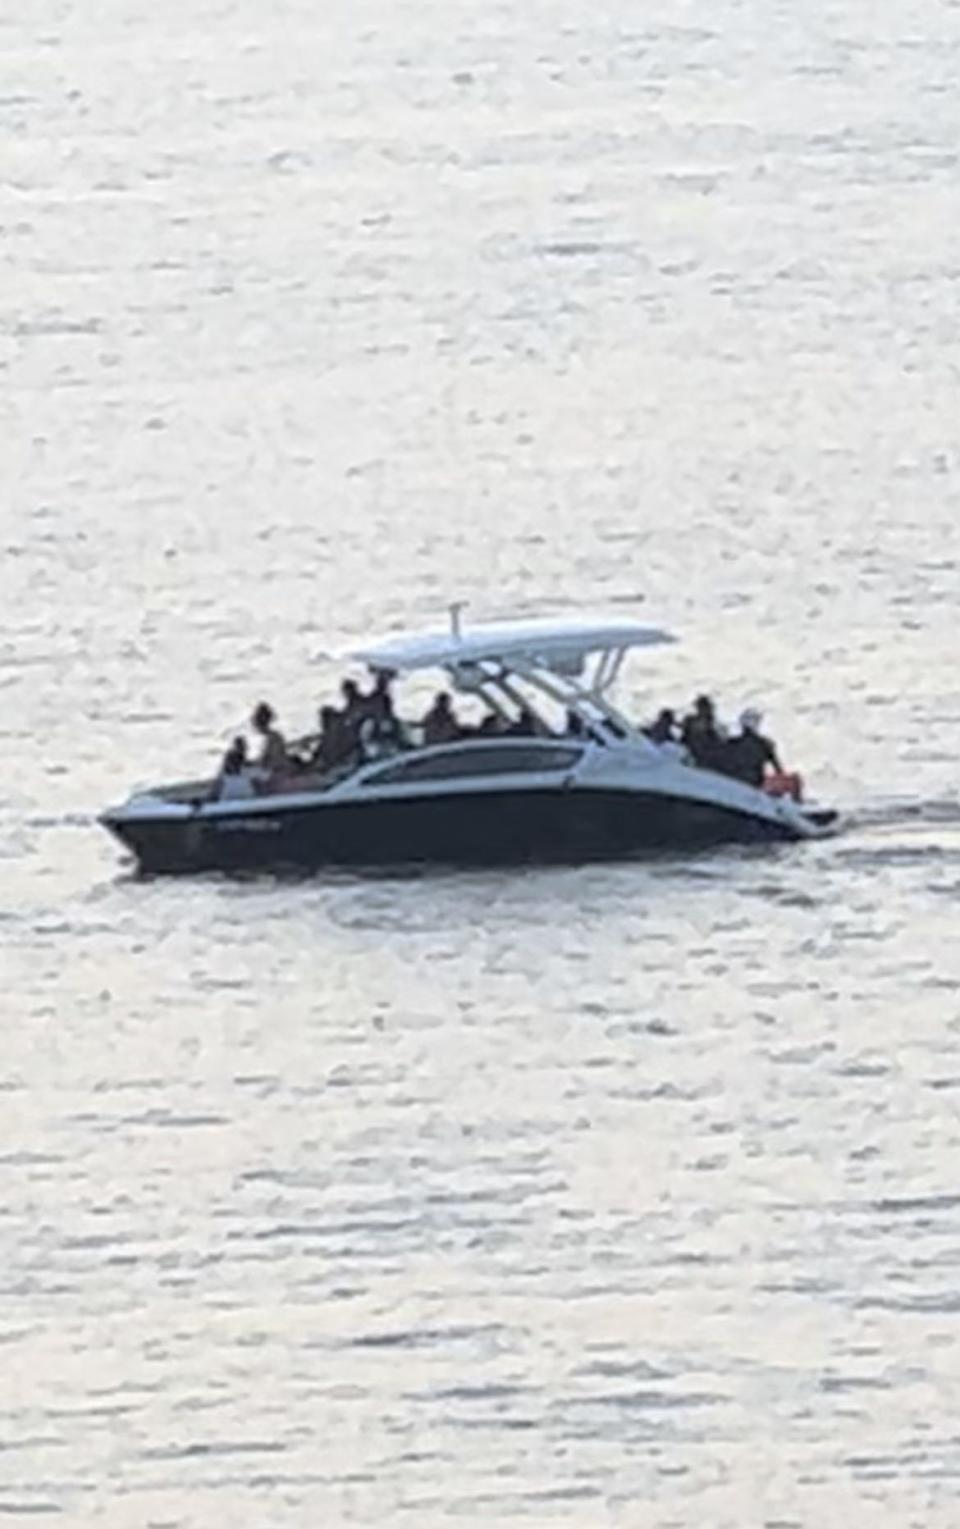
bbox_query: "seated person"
[422,691,460,746]
[251,701,288,781]
[455,710,505,741]
[566,711,606,744]
[478,712,505,737]
[507,706,538,738]
[358,706,407,760]
[725,709,783,788]
[644,707,678,745]
[680,694,725,769]
[215,736,256,801]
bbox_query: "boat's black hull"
[103,786,810,875]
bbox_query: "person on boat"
[215,736,256,800]
[725,708,783,788]
[645,707,678,745]
[333,677,375,759]
[458,711,505,739]
[340,677,365,731]
[507,706,539,738]
[365,669,396,721]
[309,705,352,772]
[680,695,725,769]
[478,711,505,737]
[359,707,406,760]
[423,691,460,746]
[251,701,288,779]
[362,670,405,751]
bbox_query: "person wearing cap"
[726,708,783,788]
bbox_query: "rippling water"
[4,1,960,1523]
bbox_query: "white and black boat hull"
[102,782,836,875]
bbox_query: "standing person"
[251,701,288,779]
[340,677,365,724]
[363,669,404,750]
[335,678,368,755]
[309,705,351,771]
[726,708,783,788]
[365,669,396,722]
[680,695,724,769]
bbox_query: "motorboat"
[100,611,839,874]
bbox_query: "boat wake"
[827,795,960,870]
[853,794,960,831]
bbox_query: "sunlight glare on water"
[3,0,960,1524]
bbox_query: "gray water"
[4,1,960,1524]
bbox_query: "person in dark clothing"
[725,709,783,788]
[365,669,397,723]
[337,678,368,750]
[221,735,248,775]
[423,691,460,746]
[508,707,538,738]
[364,670,404,749]
[309,705,352,770]
[680,694,724,769]
[645,707,678,745]
[340,678,363,719]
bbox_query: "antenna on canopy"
[449,601,467,640]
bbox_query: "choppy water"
[3,1,960,1523]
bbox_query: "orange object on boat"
[764,770,804,802]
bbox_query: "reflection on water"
[3,0,960,1523]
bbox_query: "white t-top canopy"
[352,615,676,675]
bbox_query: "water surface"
[3,1,960,1523]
